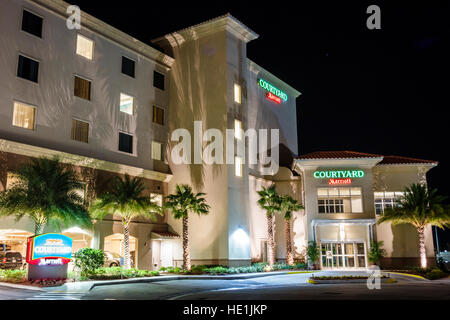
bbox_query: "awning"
[151,231,180,240]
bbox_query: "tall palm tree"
[0,157,92,234]
[377,183,450,268]
[281,195,303,265]
[257,185,282,266]
[164,184,210,270]
[91,174,162,269]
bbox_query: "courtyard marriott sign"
[26,233,72,266]
[313,169,365,185]
[258,78,288,103]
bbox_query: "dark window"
[153,71,165,90]
[17,55,39,83]
[119,132,133,153]
[74,76,91,100]
[152,106,164,125]
[71,119,89,143]
[121,56,135,78]
[21,10,43,38]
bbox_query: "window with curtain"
[76,34,94,60]
[374,191,404,214]
[74,76,91,100]
[151,141,162,160]
[234,83,241,104]
[152,106,164,125]
[71,119,89,143]
[317,187,363,213]
[13,102,35,130]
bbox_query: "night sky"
[67,1,450,247]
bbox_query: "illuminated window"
[234,119,242,140]
[150,193,163,207]
[71,119,89,143]
[76,34,94,60]
[151,141,163,160]
[235,156,242,177]
[234,83,241,104]
[12,102,35,130]
[74,76,91,100]
[153,106,164,125]
[317,188,362,213]
[374,191,404,215]
[120,93,134,115]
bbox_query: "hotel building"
[0,0,438,270]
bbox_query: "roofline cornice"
[0,138,172,182]
[29,0,174,69]
[151,13,259,45]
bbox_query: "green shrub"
[425,268,447,280]
[252,262,268,272]
[295,262,306,270]
[272,263,294,271]
[368,241,386,265]
[0,269,27,283]
[307,241,320,266]
[159,267,167,272]
[204,266,230,274]
[190,265,207,273]
[86,267,159,280]
[73,248,104,276]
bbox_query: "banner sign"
[26,233,72,266]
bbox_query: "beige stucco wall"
[373,165,435,258]
[156,28,230,265]
[248,168,304,262]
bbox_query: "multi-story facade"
[0,0,438,270]
[0,0,175,269]
[293,151,437,268]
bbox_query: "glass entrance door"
[320,242,366,269]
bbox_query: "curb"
[0,282,44,292]
[89,271,288,290]
[386,272,428,280]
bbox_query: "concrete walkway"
[43,271,291,294]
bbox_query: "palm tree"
[0,157,92,235]
[281,195,303,265]
[91,174,162,269]
[257,185,282,266]
[164,184,210,270]
[377,183,450,268]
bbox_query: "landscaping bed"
[159,262,309,275]
[385,267,448,280]
[308,275,395,284]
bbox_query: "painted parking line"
[26,292,85,300]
